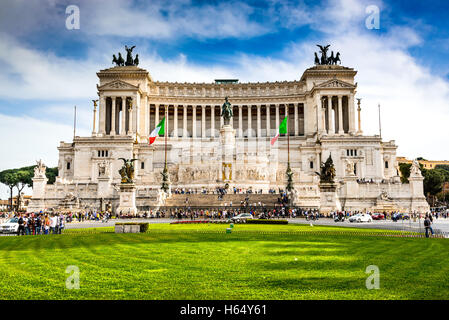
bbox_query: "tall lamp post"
[161,105,170,193]
[286,107,293,193]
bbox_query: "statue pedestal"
[27,176,48,213]
[116,183,137,215]
[97,176,112,198]
[220,125,235,182]
[319,182,341,214]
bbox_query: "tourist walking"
[424,214,431,238]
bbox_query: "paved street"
[63,217,449,234]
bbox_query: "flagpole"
[164,105,168,169]
[286,108,293,193]
[161,105,169,193]
[73,105,77,139]
[378,103,382,139]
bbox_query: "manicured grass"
[0,223,448,300]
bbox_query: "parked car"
[231,213,253,222]
[371,213,385,220]
[0,217,19,234]
[349,214,373,223]
[392,213,410,222]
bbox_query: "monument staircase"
[163,193,281,208]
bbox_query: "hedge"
[245,219,288,225]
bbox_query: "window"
[310,161,314,169]
[141,162,145,170]
[98,150,109,158]
[66,162,71,170]
[385,161,389,169]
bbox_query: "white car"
[0,217,19,234]
[231,213,253,222]
[349,214,372,223]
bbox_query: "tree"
[0,165,58,211]
[46,167,59,184]
[399,163,411,183]
[0,172,19,210]
[15,170,32,210]
[422,169,444,196]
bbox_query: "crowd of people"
[12,213,65,235]
[171,186,272,195]
[1,204,447,237]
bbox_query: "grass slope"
[0,223,448,300]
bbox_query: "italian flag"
[148,117,165,145]
[270,116,288,145]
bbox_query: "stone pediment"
[314,79,356,89]
[97,80,139,91]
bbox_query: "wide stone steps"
[164,193,281,207]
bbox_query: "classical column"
[92,100,97,136]
[247,105,252,137]
[348,94,356,134]
[148,101,151,137]
[327,96,334,135]
[357,98,363,135]
[111,97,116,135]
[315,93,321,134]
[173,105,178,137]
[238,105,243,137]
[284,104,288,135]
[294,103,299,136]
[201,105,206,138]
[338,95,344,135]
[256,105,261,137]
[220,106,224,127]
[155,104,159,127]
[143,95,148,137]
[275,104,280,131]
[266,105,270,137]
[121,96,126,135]
[99,95,106,135]
[192,105,197,138]
[135,95,140,138]
[183,105,187,138]
[127,99,133,134]
[211,105,215,138]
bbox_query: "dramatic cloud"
[1,0,449,198]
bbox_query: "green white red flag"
[271,116,288,145]
[149,117,165,145]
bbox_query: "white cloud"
[0,113,89,198]
[1,0,449,201]
[0,33,98,100]
[83,0,268,39]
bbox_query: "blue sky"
[1,0,449,197]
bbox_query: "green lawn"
[0,223,448,300]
